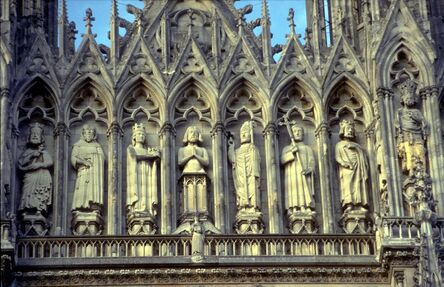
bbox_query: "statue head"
[398,79,418,107]
[240,121,252,144]
[339,120,355,139]
[132,123,147,146]
[81,124,97,143]
[183,126,203,145]
[291,125,304,142]
[28,123,44,145]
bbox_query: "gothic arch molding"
[271,76,323,125]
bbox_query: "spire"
[110,0,120,67]
[261,0,273,74]
[84,8,95,36]
[311,0,323,67]
[287,8,296,36]
[58,0,69,58]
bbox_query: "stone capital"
[0,88,11,101]
[53,122,70,137]
[262,123,277,137]
[210,121,225,137]
[106,121,123,138]
[159,122,175,137]
[314,122,330,138]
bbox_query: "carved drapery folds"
[277,84,317,234]
[69,85,108,236]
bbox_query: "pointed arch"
[220,76,270,125]
[117,74,166,124]
[377,39,435,88]
[12,75,60,126]
[271,75,323,125]
[324,75,373,125]
[167,74,218,124]
[63,74,113,124]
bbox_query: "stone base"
[127,213,157,235]
[19,212,49,236]
[288,211,317,234]
[340,210,370,234]
[71,211,104,236]
[234,210,264,234]
[174,212,220,234]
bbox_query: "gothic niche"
[16,89,56,236]
[327,84,371,234]
[121,85,161,237]
[276,84,317,234]
[68,85,108,236]
[225,86,265,236]
[172,87,219,235]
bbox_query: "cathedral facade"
[1,0,444,286]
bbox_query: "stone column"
[376,88,403,216]
[0,89,10,219]
[315,122,335,233]
[364,125,380,215]
[263,123,282,234]
[106,121,123,235]
[420,86,444,216]
[52,122,69,235]
[210,121,227,232]
[159,122,174,234]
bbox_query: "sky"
[66,0,307,53]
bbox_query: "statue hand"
[302,168,312,175]
[291,146,298,153]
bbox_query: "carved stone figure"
[281,124,316,233]
[228,121,263,234]
[335,120,369,213]
[191,217,204,263]
[71,125,105,235]
[127,123,160,235]
[395,79,428,176]
[175,126,219,234]
[17,123,53,236]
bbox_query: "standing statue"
[127,123,160,235]
[71,124,105,235]
[175,126,219,234]
[17,123,53,236]
[335,120,369,213]
[228,121,263,234]
[281,124,315,214]
[395,79,427,176]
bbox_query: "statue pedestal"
[19,212,49,236]
[175,174,219,234]
[71,211,103,236]
[340,210,370,234]
[234,209,264,234]
[288,210,317,234]
[127,212,157,235]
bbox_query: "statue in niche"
[18,123,53,214]
[71,125,104,235]
[127,123,160,234]
[17,123,53,236]
[395,79,428,176]
[335,120,369,214]
[175,126,219,234]
[281,124,315,214]
[228,121,263,234]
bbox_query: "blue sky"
[67,0,307,52]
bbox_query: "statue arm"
[280,145,295,164]
[178,147,191,166]
[17,149,38,170]
[335,143,350,169]
[39,151,53,168]
[195,147,209,167]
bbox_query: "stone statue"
[18,123,53,215]
[281,124,315,214]
[335,120,369,213]
[191,217,204,263]
[228,121,261,212]
[127,123,160,235]
[71,125,105,236]
[395,79,427,176]
[175,126,219,234]
[228,121,263,234]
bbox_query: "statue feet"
[71,210,104,236]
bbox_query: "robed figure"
[281,125,315,214]
[71,125,105,212]
[335,120,369,213]
[228,121,261,212]
[127,123,160,217]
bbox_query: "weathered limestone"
[71,125,105,235]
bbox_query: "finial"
[287,8,296,36]
[261,0,270,22]
[61,0,68,21]
[111,0,118,17]
[84,8,95,35]
[187,9,195,36]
